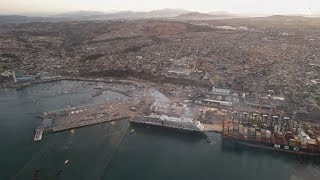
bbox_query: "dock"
[202,123,223,133]
[34,100,138,141]
[50,101,136,132]
[53,116,130,132]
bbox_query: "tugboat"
[32,169,40,180]
[57,170,64,180]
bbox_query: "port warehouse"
[223,112,320,153]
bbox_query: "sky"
[0,0,319,15]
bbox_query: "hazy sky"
[0,0,319,15]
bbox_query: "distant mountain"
[208,11,232,15]
[101,9,190,19]
[264,15,310,21]
[0,9,192,24]
[147,9,190,17]
[174,12,233,20]
[53,9,190,19]
[0,15,50,25]
[54,11,107,17]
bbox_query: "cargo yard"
[223,111,320,155]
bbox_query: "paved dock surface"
[202,123,223,132]
[44,100,138,132]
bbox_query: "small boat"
[34,129,43,141]
[32,169,40,180]
[57,170,64,180]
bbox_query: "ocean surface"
[1,81,320,180]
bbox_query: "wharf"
[202,123,223,133]
[49,101,136,132]
[53,116,130,132]
[34,100,138,141]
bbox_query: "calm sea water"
[1,81,320,180]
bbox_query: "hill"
[175,12,233,20]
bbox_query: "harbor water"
[1,81,320,180]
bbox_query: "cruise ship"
[131,113,205,132]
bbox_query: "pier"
[34,100,138,141]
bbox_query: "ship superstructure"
[135,113,205,132]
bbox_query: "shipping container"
[229,130,233,136]
[223,130,229,136]
[275,132,284,138]
[266,130,271,138]
[289,139,295,146]
[239,127,244,135]
[244,128,248,135]
[234,126,239,134]
[289,122,293,129]
[256,131,261,141]
[250,128,256,135]
[292,128,297,134]
[307,139,318,149]
[234,130,239,136]
[301,141,307,148]
[307,139,317,144]
[294,135,301,143]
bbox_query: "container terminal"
[223,111,320,156]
